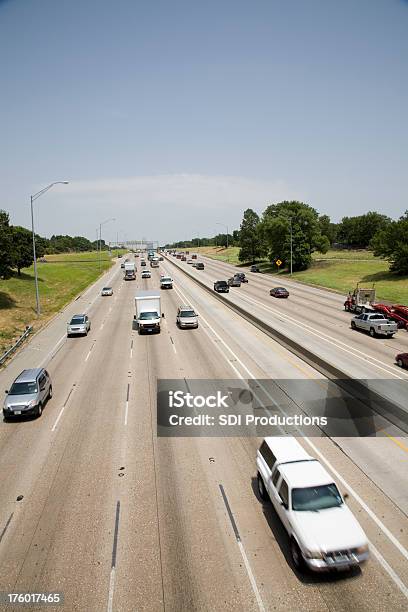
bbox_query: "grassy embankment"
[188,246,408,304]
[0,250,126,355]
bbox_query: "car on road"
[257,437,369,572]
[101,287,113,296]
[228,276,241,287]
[270,287,289,298]
[3,368,53,419]
[395,352,408,368]
[250,265,260,272]
[181,255,187,261]
[234,272,248,283]
[351,313,398,338]
[67,314,91,337]
[140,260,146,266]
[176,306,199,329]
[214,280,229,293]
[160,276,173,289]
[196,262,205,270]
[141,270,151,279]
[120,262,125,268]
[187,259,194,264]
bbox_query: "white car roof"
[262,436,313,464]
[279,459,334,489]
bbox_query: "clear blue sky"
[1,0,407,244]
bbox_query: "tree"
[238,208,264,263]
[318,214,338,245]
[10,226,35,275]
[0,209,13,278]
[337,212,391,248]
[371,211,408,275]
[259,201,329,271]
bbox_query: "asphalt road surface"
[0,257,407,611]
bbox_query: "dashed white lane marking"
[51,406,65,432]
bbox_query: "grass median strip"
[0,250,126,355]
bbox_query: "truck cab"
[134,291,161,334]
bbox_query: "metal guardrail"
[0,326,33,367]
[164,255,408,434]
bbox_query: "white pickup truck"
[351,312,398,338]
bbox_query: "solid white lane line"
[84,349,93,362]
[171,273,408,590]
[39,333,66,368]
[124,401,129,426]
[370,542,408,599]
[107,568,116,612]
[51,407,65,432]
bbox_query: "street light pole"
[30,181,69,316]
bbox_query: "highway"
[0,256,407,611]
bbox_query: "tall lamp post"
[30,181,69,316]
[99,218,115,271]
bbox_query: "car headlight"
[28,399,37,408]
[355,544,369,555]
[303,549,323,559]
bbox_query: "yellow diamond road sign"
[276,259,282,267]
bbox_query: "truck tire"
[291,538,305,572]
[369,327,376,338]
[257,473,268,501]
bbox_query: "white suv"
[256,437,369,572]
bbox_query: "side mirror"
[162,313,165,318]
[5,390,8,394]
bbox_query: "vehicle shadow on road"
[250,477,362,585]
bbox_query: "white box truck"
[134,290,161,334]
[124,261,136,280]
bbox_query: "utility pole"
[30,181,69,316]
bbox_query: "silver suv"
[176,306,199,329]
[67,314,91,337]
[3,368,53,419]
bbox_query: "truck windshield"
[139,312,158,320]
[292,484,343,511]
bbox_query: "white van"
[256,437,369,572]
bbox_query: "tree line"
[0,209,111,279]
[166,201,408,275]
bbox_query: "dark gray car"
[3,368,52,419]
